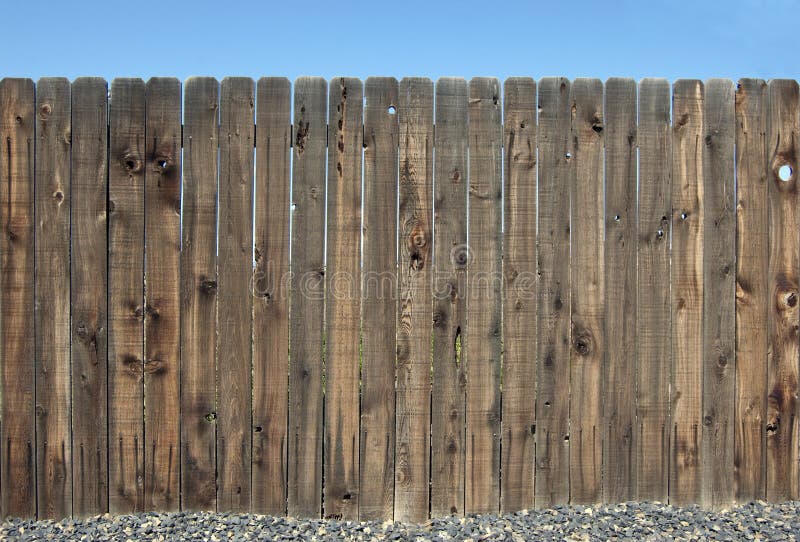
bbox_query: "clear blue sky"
[1,0,797,82]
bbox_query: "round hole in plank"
[387,105,396,115]
[779,164,793,182]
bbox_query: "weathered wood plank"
[734,78,768,501]
[569,78,604,504]
[535,77,572,506]
[431,77,468,516]
[670,79,704,506]
[181,77,219,511]
[636,78,671,501]
[34,77,72,519]
[765,79,800,501]
[108,77,146,514]
[252,77,291,516]
[360,77,398,521]
[500,77,536,513]
[288,77,327,518]
[217,77,254,511]
[0,78,36,518]
[465,77,502,514]
[394,77,434,522]
[71,77,109,516]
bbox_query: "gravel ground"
[2,501,798,541]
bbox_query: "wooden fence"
[0,76,798,521]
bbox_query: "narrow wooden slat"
[535,77,572,506]
[500,77,536,513]
[734,78,768,501]
[108,78,146,514]
[0,78,36,518]
[765,79,800,501]
[636,78,671,501]
[394,77,433,522]
[34,77,72,519]
[288,77,327,518]
[217,77,254,511]
[431,77,467,517]
[465,77,502,514]
[71,77,109,516]
[360,77,398,521]
[181,77,219,511]
[253,77,290,515]
[144,78,181,511]
[670,79,704,505]
[701,79,736,507]
[569,78,604,504]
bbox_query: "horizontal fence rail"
[0,76,799,520]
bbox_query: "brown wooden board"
[670,79,704,506]
[734,78,768,501]
[181,77,219,511]
[288,77,327,518]
[71,77,109,516]
[500,77,536,513]
[394,77,434,522]
[34,77,72,519]
[217,77,254,511]
[360,77,398,521]
[108,78,146,514]
[568,78,604,504]
[0,78,36,518]
[252,77,291,516]
[535,77,572,506]
[430,77,467,517]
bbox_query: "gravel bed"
[2,501,798,541]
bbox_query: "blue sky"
[1,0,797,82]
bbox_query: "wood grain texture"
[108,78,146,514]
[252,77,291,516]
[734,78,768,501]
[0,78,36,518]
[765,79,800,501]
[181,77,219,511]
[217,77,254,511]
[360,77,398,521]
[670,79,704,506]
[34,77,72,519]
[288,77,327,518]
[431,77,467,517]
[636,78,671,501]
[394,77,434,522]
[500,77,536,513]
[71,77,109,516]
[535,77,572,506]
[568,78,604,504]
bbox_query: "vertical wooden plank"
[0,78,36,518]
[34,77,72,519]
[569,78,604,504]
[465,77,502,514]
[535,76,571,506]
[734,78,768,501]
[636,78,671,501]
[500,77,536,513]
[252,77,290,515]
[765,79,800,501]
[360,77,398,521]
[288,77,327,518]
[217,77,254,511]
[108,78,145,514]
[431,77,467,517]
[670,79,704,506]
[144,78,181,511]
[71,77,109,516]
[181,77,218,511]
[394,77,433,522]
